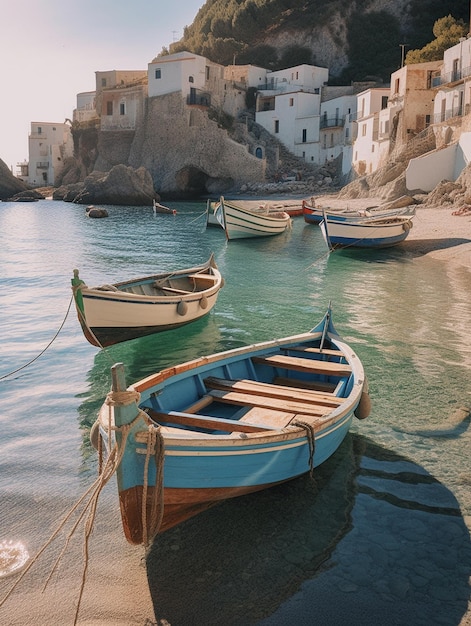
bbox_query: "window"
[102,78,107,87]
[395,78,399,94]
[155,69,161,79]
[107,101,113,116]
[381,96,388,109]
[120,102,125,115]
[289,98,294,106]
[37,127,42,134]
[302,129,307,143]
[189,76,194,83]
[206,67,210,80]
[274,120,279,133]
[362,124,367,136]
[372,145,375,152]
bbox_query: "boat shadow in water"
[146,434,471,625]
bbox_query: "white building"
[319,94,357,174]
[255,64,329,164]
[27,122,73,187]
[352,88,389,175]
[432,37,471,125]
[73,91,98,124]
[148,51,224,104]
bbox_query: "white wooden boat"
[93,304,370,544]
[220,196,292,240]
[320,213,414,249]
[71,255,223,347]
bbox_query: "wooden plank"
[273,376,337,393]
[282,346,344,357]
[239,406,296,428]
[204,377,344,407]
[183,395,214,414]
[207,389,331,416]
[252,355,352,377]
[146,408,275,433]
[158,286,191,294]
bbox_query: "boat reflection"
[146,434,471,625]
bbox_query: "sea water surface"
[0,199,470,625]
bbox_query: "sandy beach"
[315,195,471,272]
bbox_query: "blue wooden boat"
[320,213,414,249]
[94,305,370,545]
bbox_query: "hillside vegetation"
[165,0,469,82]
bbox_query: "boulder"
[0,159,29,200]
[55,164,156,206]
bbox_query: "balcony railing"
[432,64,471,87]
[320,117,345,129]
[430,106,464,124]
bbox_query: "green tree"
[405,15,468,64]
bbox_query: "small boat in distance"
[153,199,177,215]
[220,196,292,240]
[71,254,223,347]
[93,304,371,545]
[320,212,414,249]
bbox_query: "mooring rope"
[0,294,75,381]
[0,406,143,625]
[293,420,316,480]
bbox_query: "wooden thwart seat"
[252,354,352,377]
[204,377,344,407]
[146,408,277,433]
[207,389,331,416]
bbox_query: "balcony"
[431,106,463,124]
[432,64,471,87]
[320,116,345,129]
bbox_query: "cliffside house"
[95,70,148,132]
[25,122,73,187]
[351,88,390,176]
[255,64,329,165]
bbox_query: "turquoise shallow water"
[0,199,470,624]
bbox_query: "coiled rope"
[104,389,166,548]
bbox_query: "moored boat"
[153,200,177,215]
[320,213,414,249]
[93,304,371,545]
[220,196,292,240]
[71,254,223,347]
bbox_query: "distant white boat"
[220,196,292,240]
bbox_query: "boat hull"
[322,217,413,248]
[96,307,369,544]
[221,197,291,239]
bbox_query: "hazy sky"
[0,0,204,171]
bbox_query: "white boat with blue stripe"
[93,304,370,545]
